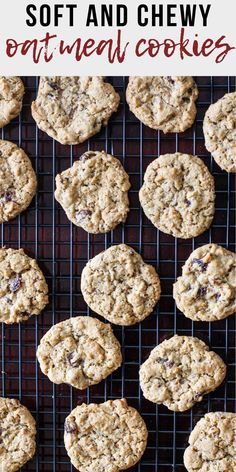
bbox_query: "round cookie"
[184,412,236,472]
[0,140,37,223]
[64,399,148,471]
[81,244,161,326]
[173,244,236,322]
[139,335,226,412]
[0,397,36,472]
[0,247,48,324]
[55,151,130,234]
[203,92,236,173]
[0,77,24,128]
[139,153,215,239]
[32,77,120,145]
[126,76,198,133]
[37,316,122,389]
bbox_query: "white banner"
[0,0,235,75]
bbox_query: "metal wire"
[0,76,235,471]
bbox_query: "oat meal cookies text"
[203,91,236,173]
[0,140,37,223]
[139,152,215,239]
[64,399,148,471]
[37,316,122,389]
[173,243,236,322]
[0,77,24,128]
[126,76,198,133]
[0,397,36,472]
[55,151,130,233]
[81,244,161,325]
[32,76,120,144]
[139,335,226,412]
[184,412,236,472]
[0,248,48,324]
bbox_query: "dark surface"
[0,77,235,471]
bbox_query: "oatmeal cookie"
[0,247,48,324]
[0,397,36,472]
[81,244,161,326]
[126,76,198,133]
[0,140,37,223]
[139,153,215,239]
[203,92,236,172]
[64,399,148,471]
[140,335,226,412]
[55,151,130,233]
[32,77,120,144]
[173,244,236,321]
[0,77,24,128]
[184,412,236,471]
[37,316,122,389]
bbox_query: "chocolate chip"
[157,357,174,368]
[194,393,203,400]
[77,210,92,222]
[9,276,21,293]
[0,191,14,205]
[188,88,193,95]
[4,192,13,202]
[48,81,59,91]
[183,96,190,103]
[197,286,207,298]
[215,293,221,301]
[193,258,208,272]
[79,151,97,162]
[65,418,77,434]
[68,352,80,368]
[186,199,191,207]
[166,76,175,84]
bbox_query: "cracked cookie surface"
[81,244,161,326]
[203,92,236,173]
[0,140,37,223]
[173,244,236,321]
[37,316,122,389]
[126,76,198,133]
[0,397,36,472]
[0,77,24,128]
[139,335,226,412]
[64,399,148,471]
[139,153,215,239]
[55,151,130,233]
[184,412,236,472]
[32,77,120,144]
[0,248,48,324]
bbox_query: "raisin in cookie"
[184,412,236,472]
[37,316,122,389]
[203,92,236,173]
[81,244,161,326]
[55,151,130,233]
[173,244,236,322]
[139,153,215,239]
[139,335,226,412]
[0,140,37,223]
[64,399,148,471]
[0,77,24,128]
[0,248,48,324]
[126,76,198,133]
[0,397,36,472]
[32,77,120,145]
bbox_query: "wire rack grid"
[0,76,235,472]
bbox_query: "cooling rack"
[0,76,235,471]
